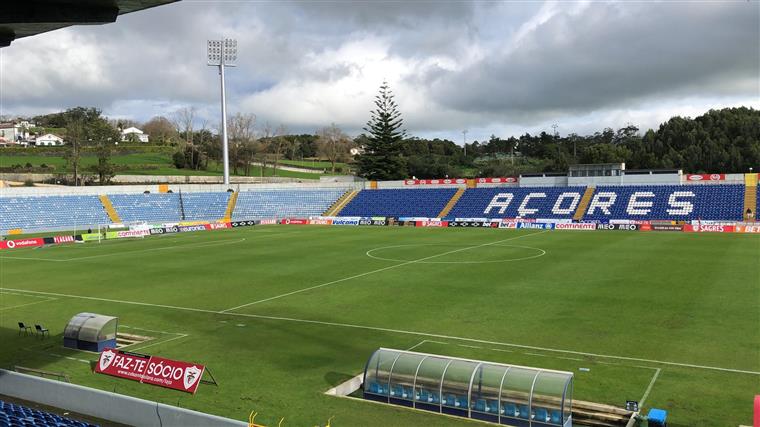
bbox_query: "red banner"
[280,218,308,225]
[684,224,736,233]
[95,348,205,394]
[686,174,725,181]
[416,220,449,227]
[205,222,231,230]
[53,235,76,244]
[0,238,45,250]
[555,223,596,230]
[736,225,760,233]
[477,177,518,184]
[404,178,467,185]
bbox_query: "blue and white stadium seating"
[447,185,744,221]
[181,192,231,221]
[0,399,97,427]
[582,185,744,222]
[340,188,458,218]
[447,187,587,220]
[0,195,109,231]
[232,189,347,221]
[109,193,181,223]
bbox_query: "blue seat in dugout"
[534,407,550,422]
[518,404,530,419]
[390,385,412,399]
[457,396,468,408]
[551,409,562,423]
[418,389,439,403]
[502,401,519,417]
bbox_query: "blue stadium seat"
[180,192,231,221]
[109,193,181,223]
[550,409,562,424]
[448,187,587,220]
[534,407,550,422]
[339,188,458,218]
[584,185,743,221]
[502,401,519,417]
[0,195,109,231]
[0,400,97,427]
[518,404,530,419]
[232,189,346,220]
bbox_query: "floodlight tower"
[207,38,237,185]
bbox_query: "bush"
[23,179,34,187]
[172,151,186,169]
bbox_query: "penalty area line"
[1,286,758,377]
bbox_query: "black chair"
[18,322,32,336]
[35,324,49,338]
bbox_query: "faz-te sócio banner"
[95,348,206,394]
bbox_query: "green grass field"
[0,152,323,179]
[0,226,757,426]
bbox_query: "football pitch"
[0,226,758,426]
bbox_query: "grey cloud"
[429,2,759,115]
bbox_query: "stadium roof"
[1,0,179,48]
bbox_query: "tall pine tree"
[358,81,407,180]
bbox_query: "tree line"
[19,85,760,184]
[356,83,759,179]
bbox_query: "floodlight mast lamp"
[207,38,237,185]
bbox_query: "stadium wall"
[0,369,247,427]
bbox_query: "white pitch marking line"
[0,231,298,263]
[222,230,550,312]
[4,286,760,376]
[406,340,428,351]
[129,334,189,352]
[0,298,58,312]
[120,325,185,336]
[638,367,662,407]
[0,291,56,299]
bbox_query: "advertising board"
[686,174,725,181]
[555,223,596,231]
[95,348,205,394]
[517,222,555,230]
[683,224,736,233]
[596,223,640,231]
[0,238,45,250]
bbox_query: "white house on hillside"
[120,127,149,143]
[0,123,19,142]
[36,134,65,146]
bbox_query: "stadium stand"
[0,195,110,231]
[339,188,458,218]
[0,399,97,427]
[232,188,347,220]
[180,192,231,221]
[583,184,744,221]
[447,187,588,220]
[109,193,181,223]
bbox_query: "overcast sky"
[1,0,758,142]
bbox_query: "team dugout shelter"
[363,348,573,426]
[63,312,118,352]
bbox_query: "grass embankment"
[0,151,323,179]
